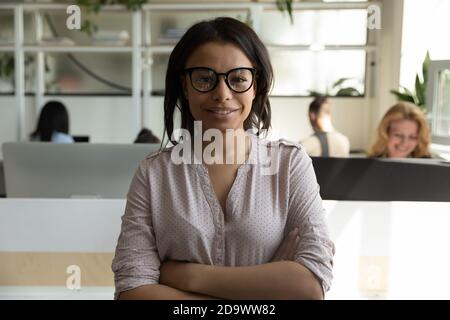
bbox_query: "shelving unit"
[0,1,380,141]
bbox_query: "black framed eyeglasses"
[184,67,256,93]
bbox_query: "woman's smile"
[204,107,240,120]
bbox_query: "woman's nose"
[397,136,406,145]
[212,76,233,102]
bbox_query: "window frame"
[426,59,450,145]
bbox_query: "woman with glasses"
[112,17,334,300]
[368,102,431,158]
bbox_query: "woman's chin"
[389,152,410,158]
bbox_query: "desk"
[1,199,450,299]
[0,286,114,300]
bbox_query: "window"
[270,50,365,96]
[260,8,369,96]
[1,3,375,97]
[427,60,450,145]
[0,9,14,94]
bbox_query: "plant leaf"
[276,0,285,12]
[332,77,351,89]
[336,87,361,97]
[4,55,14,78]
[308,90,325,97]
[390,90,416,104]
[399,86,414,97]
[415,74,425,106]
[286,0,294,25]
[0,56,4,78]
[422,50,431,84]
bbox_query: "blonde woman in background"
[368,102,431,158]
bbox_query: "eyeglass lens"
[190,68,254,93]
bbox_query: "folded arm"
[159,260,323,300]
[117,284,217,300]
[158,229,323,300]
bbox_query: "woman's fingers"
[288,235,300,260]
[272,227,298,261]
[283,228,299,261]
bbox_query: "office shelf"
[0,1,380,141]
[0,45,14,52]
[23,45,133,53]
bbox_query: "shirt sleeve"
[51,132,74,143]
[111,160,161,299]
[285,145,335,294]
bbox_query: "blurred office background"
[0,0,448,156]
[1,0,450,300]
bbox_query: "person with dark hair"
[112,17,334,300]
[134,128,160,144]
[30,101,74,143]
[301,96,349,157]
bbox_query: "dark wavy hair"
[30,101,70,142]
[134,128,161,144]
[163,17,273,145]
[309,95,329,115]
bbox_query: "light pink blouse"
[112,138,335,299]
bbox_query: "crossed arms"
[118,228,324,300]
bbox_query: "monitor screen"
[311,157,450,202]
[73,136,90,143]
[2,142,161,199]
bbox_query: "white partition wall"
[1,199,449,299]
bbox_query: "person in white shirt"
[301,96,350,157]
[29,101,74,143]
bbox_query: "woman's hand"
[159,260,197,292]
[271,227,300,262]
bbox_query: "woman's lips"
[205,108,238,119]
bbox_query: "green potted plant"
[390,51,430,113]
[76,0,295,35]
[309,77,362,97]
[76,0,148,35]
[276,0,294,24]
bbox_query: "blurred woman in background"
[368,102,431,158]
[30,101,74,143]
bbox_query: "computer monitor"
[73,135,90,143]
[0,161,5,197]
[2,142,161,199]
[311,157,450,202]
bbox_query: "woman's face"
[387,119,419,158]
[183,42,256,133]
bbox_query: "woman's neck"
[201,129,251,165]
[315,117,334,133]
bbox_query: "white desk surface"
[1,199,450,299]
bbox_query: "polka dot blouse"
[112,138,335,299]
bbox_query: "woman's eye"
[195,77,213,83]
[231,77,247,83]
